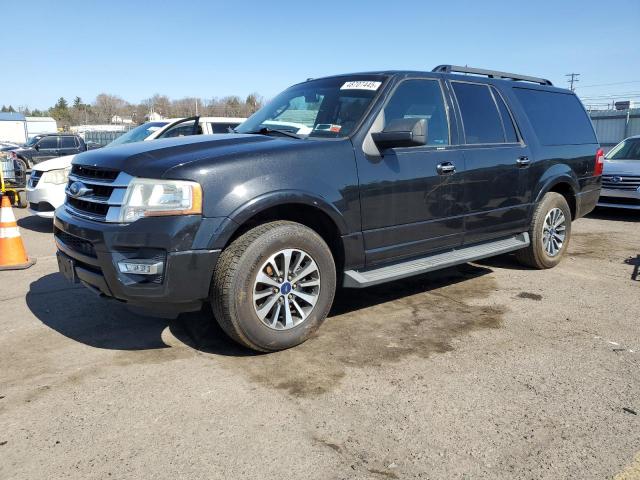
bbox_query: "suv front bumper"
[54,206,224,313]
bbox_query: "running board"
[343,232,530,288]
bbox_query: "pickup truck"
[54,65,602,352]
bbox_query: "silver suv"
[598,135,640,210]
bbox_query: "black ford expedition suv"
[54,65,602,352]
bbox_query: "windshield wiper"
[244,127,301,139]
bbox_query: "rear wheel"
[516,192,572,269]
[211,221,336,352]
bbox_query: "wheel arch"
[15,154,31,168]
[211,191,348,272]
[534,170,579,220]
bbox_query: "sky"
[1,0,639,110]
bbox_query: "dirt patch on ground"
[174,266,505,397]
[517,292,543,301]
[568,232,617,259]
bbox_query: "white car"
[26,116,245,218]
[597,135,640,210]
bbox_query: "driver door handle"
[437,162,456,175]
[516,156,530,167]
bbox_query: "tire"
[17,190,28,208]
[16,156,31,172]
[211,221,337,352]
[516,192,572,269]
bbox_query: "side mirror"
[371,118,427,150]
[34,144,40,151]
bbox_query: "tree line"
[3,92,264,127]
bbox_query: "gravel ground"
[0,207,638,480]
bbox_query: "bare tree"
[141,94,172,118]
[94,93,126,123]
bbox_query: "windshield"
[25,136,43,147]
[606,138,640,160]
[236,75,387,138]
[107,122,169,147]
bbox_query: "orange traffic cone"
[0,194,36,270]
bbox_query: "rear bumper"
[53,206,224,313]
[575,188,600,218]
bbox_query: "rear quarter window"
[513,88,596,146]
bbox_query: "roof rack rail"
[432,65,553,86]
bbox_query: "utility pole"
[566,73,580,91]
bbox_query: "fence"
[589,108,640,151]
[83,129,130,146]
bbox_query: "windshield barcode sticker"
[341,81,382,91]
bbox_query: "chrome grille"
[64,167,132,222]
[602,174,640,191]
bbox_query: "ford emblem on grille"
[68,181,93,198]
[611,176,622,183]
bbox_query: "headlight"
[40,167,71,185]
[120,178,202,223]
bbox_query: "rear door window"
[452,82,504,144]
[513,88,596,145]
[59,136,77,148]
[211,122,239,133]
[38,137,58,149]
[491,87,519,143]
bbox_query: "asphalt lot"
[1,207,639,480]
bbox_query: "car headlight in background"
[40,167,71,185]
[120,178,202,223]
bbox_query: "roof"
[25,116,56,122]
[0,112,26,121]
[302,66,568,93]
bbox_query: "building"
[0,112,27,143]
[25,116,57,138]
[589,108,640,151]
[110,115,134,125]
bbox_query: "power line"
[579,92,640,100]
[566,73,580,91]
[579,80,640,89]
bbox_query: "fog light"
[117,259,164,275]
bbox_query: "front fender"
[207,190,349,250]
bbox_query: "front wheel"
[516,192,572,269]
[17,190,28,208]
[211,221,336,352]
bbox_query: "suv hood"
[603,159,640,175]
[72,134,288,178]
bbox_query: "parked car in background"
[54,65,602,352]
[109,116,246,147]
[8,133,100,168]
[26,116,245,218]
[597,135,640,209]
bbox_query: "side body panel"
[499,83,601,221]
[447,80,533,245]
[351,74,467,266]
